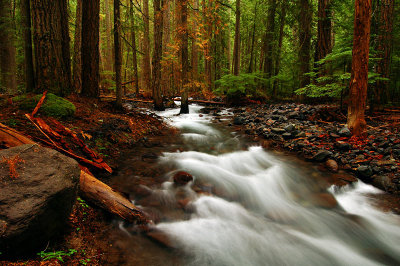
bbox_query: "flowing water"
[118,104,400,266]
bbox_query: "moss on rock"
[13,93,76,118]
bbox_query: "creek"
[111,104,400,266]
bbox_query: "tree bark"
[298,0,312,89]
[191,0,199,84]
[114,0,122,107]
[142,0,152,94]
[347,0,371,136]
[263,0,277,79]
[179,0,189,113]
[161,0,171,97]
[31,0,71,96]
[247,1,258,73]
[72,0,82,93]
[315,0,332,70]
[20,0,35,92]
[81,0,100,98]
[373,0,394,111]
[0,0,17,93]
[104,0,114,73]
[152,0,165,110]
[129,0,139,95]
[232,0,241,76]
[272,0,287,98]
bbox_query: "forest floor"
[0,94,171,265]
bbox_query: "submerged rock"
[0,145,80,257]
[173,171,194,186]
[326,159,339,172]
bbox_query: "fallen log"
[80,169,149,224]
[0,123,150,225]
[100,95,225,105]
[173,98,225,105]
[100,95,153,103]
[0,123,36,147]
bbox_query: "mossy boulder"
[13,93,76,118]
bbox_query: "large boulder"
[0,145,80,257]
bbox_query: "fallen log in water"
[0,123,150,225]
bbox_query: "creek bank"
[222,104,400,194]
[0,96,171,265]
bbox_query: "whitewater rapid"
[148,104,400,266]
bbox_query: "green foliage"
[13,93,76,118]
[37,249,77,262]
[214,72,268,98]
[80,258,91,265]
[77,197,90,209]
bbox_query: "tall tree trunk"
[373,0,394,111]
[129,0,139,95]
[142,0,152,93]
[247,1,258,73]
[179,0,189,113]
[114,0,122,107]
[72,0,82,93]
[263,0,277,80]
[161,0,171,96]
[31,0,71,96]
[0,0,17,93]
[226,8,231,73]
[104,0,113,73]
[81,0,100,98]
[191,0,199,84]
[315,0,332,71]
[232,0,241,76]
[272,0,287,98]
[347,0,371,136]
[20,0,35,92]
[152,0,165,110]
[298,0,312,89]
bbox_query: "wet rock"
[233,117,245,125]
[335,141,351,151]
[284,124,295,132]
[0,145,79,256]
[173,171,194,186]
[371,175,395,192]
[357,165,373,178]
[326,159,339,172]
[339,127,352,137]
[334,174,358,183]
[288,111,299,119]
[282,132,293,140]
[271,128,286,134]
[312,150,333,162]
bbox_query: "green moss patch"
[13,93,76,118]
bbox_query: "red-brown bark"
[347,0,372,136]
